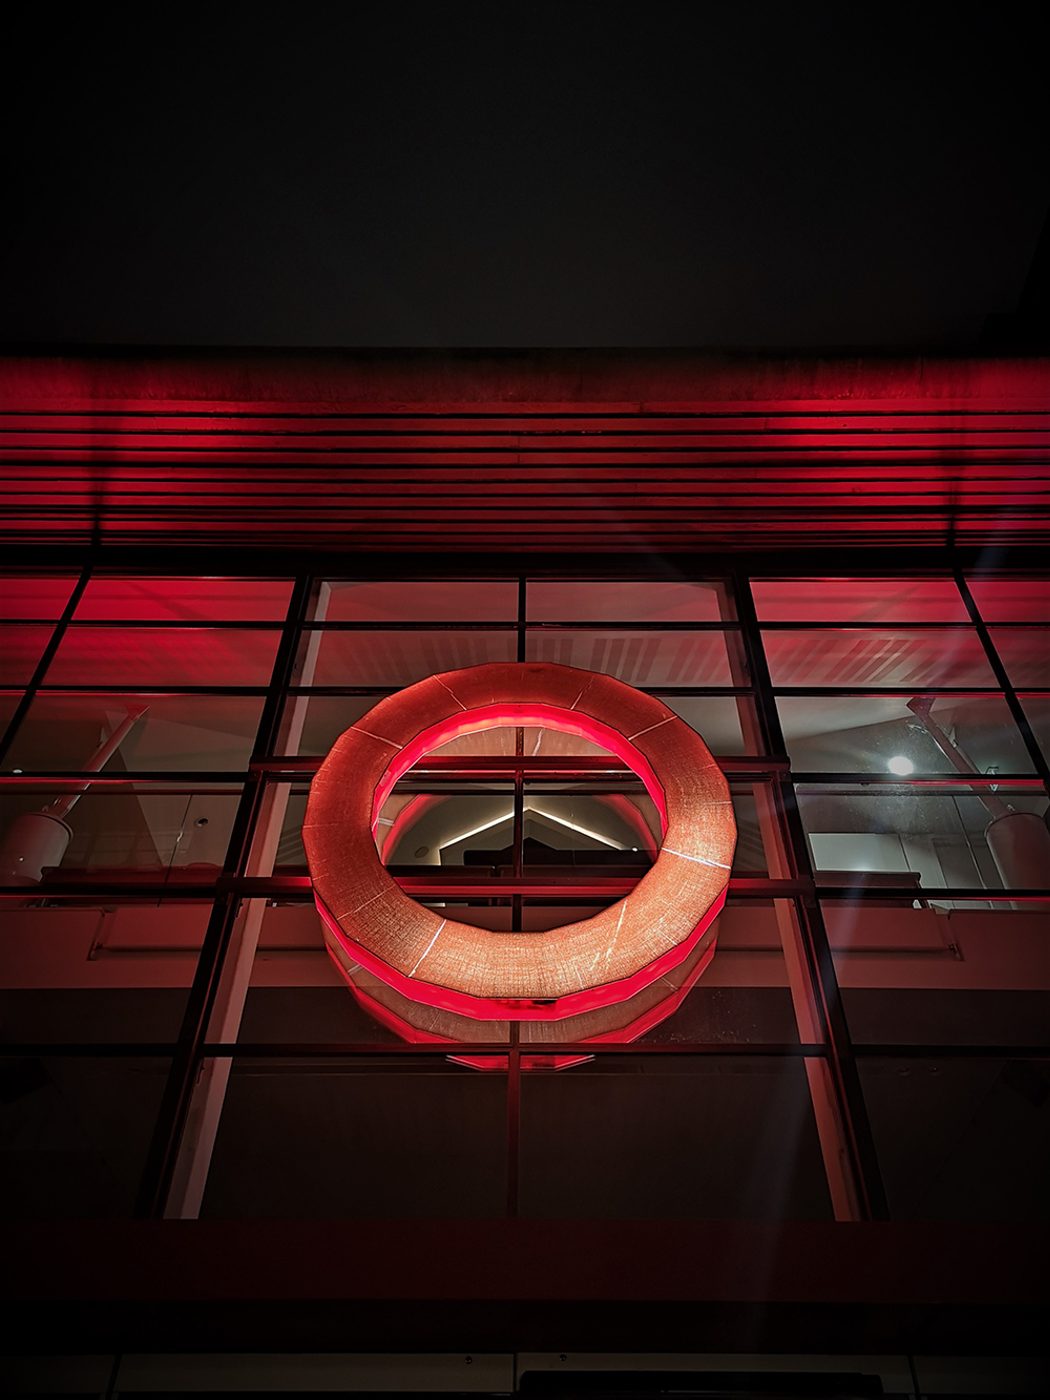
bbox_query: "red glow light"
[304,662,736,1038]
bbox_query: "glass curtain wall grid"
[0,566,1048,1224]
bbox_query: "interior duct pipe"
[0,707,146,886]
[906,696,1050,890]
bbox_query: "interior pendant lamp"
[303,662,736,1061]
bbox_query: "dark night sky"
[3,5,1047,349]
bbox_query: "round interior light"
[887,754,915,776]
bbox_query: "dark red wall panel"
[2,350,1047,551]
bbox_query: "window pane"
[513,782,772,876]
[860,1056,1050,1220]
[0,692,22,746]
[277,693,382,756]
[207,900,513,1048]
[205,903,806,1050]
[0,626,53,685]
[422,725,622,760]
[990,628,1050,687]
[422,896,697,936]
[730,785,773,874]
[4,693,265,772]
[777,693,1036,774]
[471,901,805,1048]
[752,578,968,622]
[279,779,775,879]
[0,782,242,880]
[661,694,759,754]
[519,788,659,871]
[967,577,1050,623]
[208,902,406,1046]
[73,576,293,622]
[255,782,517,875]
[763,629,995,687]
[528,579,732,622]
[45,627,282,686]
[320,579,517,621]
[519,1055,832,1218]
[378,787,516,872]
[525,629,741,686]
[796,783,1050,893]
[200,1056,507,1217]
[0,576,76,620]
[1020,696,1050,765]
[823,898,1050,1048]
[287,677,752,747]
[514,725,611,758]
[0,899,213,1043]
[635,900,808,1046]
[0,1056,170,1218]
[299,629,516,686]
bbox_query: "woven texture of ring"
[303,661,737,1021]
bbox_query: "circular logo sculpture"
[304,662,736,1051]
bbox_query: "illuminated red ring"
[303,662,736,1021]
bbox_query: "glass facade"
[1,565,1047,1224]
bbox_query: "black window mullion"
[505,575,528,1214]
[0,563,92,766]
[731,565,889,1220]
[9,553,1047,1227]
[954,568,1050,792]
[133,572,315,1218]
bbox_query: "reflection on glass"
[763,629,995,688]
[73,577,293,622]
[0,626,53,685]
[796,784,1050,892]
[0,577,77,620]
[45,627,282,687]
[752,577,968,622]
[200,1056,507,1218]
[989,628,1050,687]
[298,628,516,686]
[519,1055,832,1218]
[822,897,1050,1047]
[860,1057,1050,1220]
[528,579,733,622]
[0,1056,170,1218]
[5,693,265,772]
[525,629,740,686]
[967,577,1050,623]
[777,693,1035,774]
[320,579,518,622]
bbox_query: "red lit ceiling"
[1,351,1047,552]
